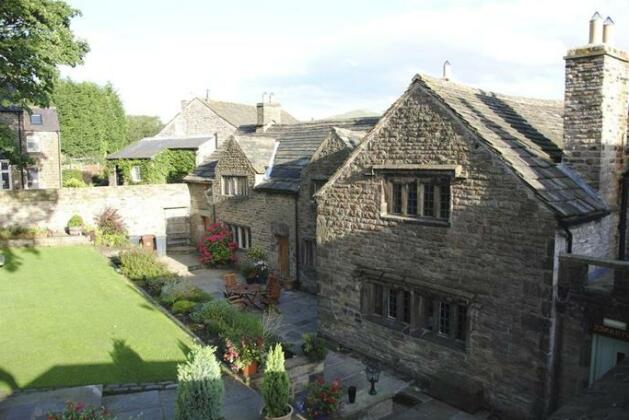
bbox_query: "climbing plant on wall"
[0,124,32,168]
[111,149,195,185]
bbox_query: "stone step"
[0,385,102,420]
[393,385,432,407]
[167,245,196,255]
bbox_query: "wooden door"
[276,235,290,282]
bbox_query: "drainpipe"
[18,109,25,188]
[618,173,629,260]
[294,193,300,289]
[559,223,573,254]
[57,130,62,188]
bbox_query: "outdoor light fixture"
[365,364,381,395]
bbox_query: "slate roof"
[416,74,607,222]
[0,106,60,132]
[107,136,211,160]
[333,127,366,149]
[254,117,379,193]
[201,99,299,127]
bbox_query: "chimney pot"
[603,17,615,45]
[443,60,452,81]
[589,12,603,44]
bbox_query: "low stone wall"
[0,185,190,243]
[0,235,90,248]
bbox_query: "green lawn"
[0,246,195,394]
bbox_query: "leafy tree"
[126,115,163,145]
[52,79,127,159]
[0,0,87,164]
[0,0,89,108]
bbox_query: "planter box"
[251,355,324,396]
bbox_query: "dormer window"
[30,114,43,125]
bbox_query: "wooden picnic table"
[230,284,265,309]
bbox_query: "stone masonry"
[316,84,561,419]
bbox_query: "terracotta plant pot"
[261,404,293,420]
[242,361,257,377]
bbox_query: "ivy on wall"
[0,123,32,168]
[112,149,196,185]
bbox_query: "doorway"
[589,334,629,384]
[276,235,290,282]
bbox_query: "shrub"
[172,299,197,314]
[191,300,263,344]
[67,215,84,228]
[47,401,114,420]
[95,207,127,236]
[304,378,342,419]
[175,345,224,420]
[119,247,172,282]
[198,223,237,267]
[63,177,87,188]
[160,279,211,305]
[246,246,267,261]
[94,230,128,247]
[301,333,327,362]
[261,343,291,418]
[0,226,50,240]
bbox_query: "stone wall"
[29,131,61,189]
[158,99,236,146]
[316,84,559,419]
[297,132,353,293]
[0,184,190,240]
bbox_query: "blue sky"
[62,0,629,122]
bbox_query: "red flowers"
[198,222,238,266]
[304,378,343,418]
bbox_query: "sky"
[62,0,629,122]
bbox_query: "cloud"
[62,0,629,121]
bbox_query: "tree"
[0,0,89,109]
[126,115,163,145]
[52,79,127,159]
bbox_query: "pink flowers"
[197,222,237,266]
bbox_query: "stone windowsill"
[380,214,451,227]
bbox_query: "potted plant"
[304,378,342,419]
[240,261,257,285]
[301,333,327,362]
[237,338,263,377]
[254,260,270,284]
[67,215,84,236]
[261,343,293,420]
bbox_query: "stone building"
[0,107,61,190]
[107,97,298,185]
[314,15,628,420]
[185,106,378,292]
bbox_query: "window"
[130,166,142,183]
[26,167,39,189]
[226,223,251,249]
[364,281,468,347]
[222,176,248,196]
[26,134,40,152]
[30,114,43,125]
[1,160,11,190]
[311,179,327,199]
[301,239,316,268]
[385,176,451,222]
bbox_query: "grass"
[0,246,196,395]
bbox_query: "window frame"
[130,166,142,183]
[384,175,451,223]
[301,238,316,268]
[363,280,468,349]
[26,166,40,189]
[25,134,40,153]
[30,114,43,125]
[222,175,249,197]
[1,160,12,190]
[225,223,251,249]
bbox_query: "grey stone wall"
[297,132,353,293]
[316,84,559,419]
[0,184,190,238]
[158,99,235,146]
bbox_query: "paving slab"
[0,385,102,420]
[102,390,160,413]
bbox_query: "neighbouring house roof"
[321,109,381,120]
[200,99,300,127]
[415,74,607,222]
[107,136,211,160]
[254,117,379,193]
[0,106,60,132]
[186,118,379,192]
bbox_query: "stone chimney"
[257,93,282,129]
[443,60,452,81]
[562,13,629,209]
